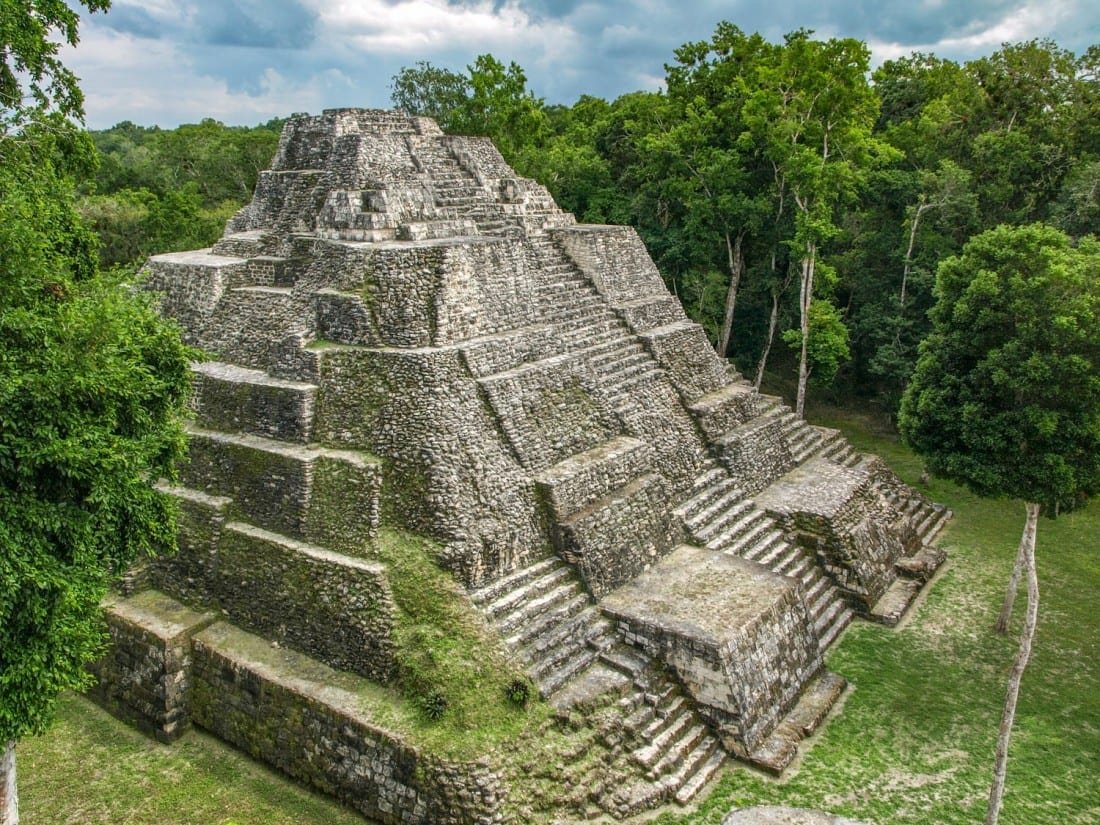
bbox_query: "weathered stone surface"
[88,590,216,742]
[757,458,915,610]
[601,546,821,753]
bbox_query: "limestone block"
[555,473,675,596]
[535,436,654,518]
[614,295,687,334]
[689,382,762,441]
[213,522,396,681]
[190,621,505,825]
[553,225,668,305]
[182,428,381,553]
[149,485,231,607]
[191,361,317,442]
[601,546,822,753]
[88,590,216,742]
[479,356,620,472]
[141,251,251,344]
[639,320,730,401]
[718,411,796,494]
[757,458,908,610]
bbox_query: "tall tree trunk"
[1,741,16,825]
[994,530,1028,634]
[716,231,745,359]
[795,243,815,418]
[755,287,780,390]
[900,201,930,310]
[986,501,1041,825]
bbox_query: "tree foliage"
[899,223,1100,508]
[0,0,109,121]
[0,120,194,746]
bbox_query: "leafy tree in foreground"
[0,116,192,825]
[0,116,193,825]
[899,223,1100,825]
[2,5,193,823]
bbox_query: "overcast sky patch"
[65,0,1099,128]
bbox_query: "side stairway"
[469,560,726,818]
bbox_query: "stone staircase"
[673,466,855,652]
[471,563,727,817]
[469,557,616,698]
[412,138,513,235]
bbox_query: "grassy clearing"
[19,408,1100,824]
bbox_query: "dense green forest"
[85,30,1100,413]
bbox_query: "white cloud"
[868,0,1083,65]
[306,0,574,55]
[64,27,350,127]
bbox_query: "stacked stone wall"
[553,225,667,305]
[88,592,215,743]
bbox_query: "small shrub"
[419,690,448,721]
[506,678,531,707]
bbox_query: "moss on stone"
[369,528,549,758]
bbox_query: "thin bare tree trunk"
[1,741,17,825]
[900,201,930,310]
[716,231,745,359]
[994,529,1028,634]
[986,501,1041,825]
[755,287,780,390]
[795,243,815,418]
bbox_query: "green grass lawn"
[19,408,1100,824]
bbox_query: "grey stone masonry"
[88,590,216,743]
[92,109,952,822]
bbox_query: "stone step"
[181,427,381,554]
[896,543,947,581]
[916,505,952,542]
[537,645,600,698]
[210,230,270,258]
[690,494,755,541]
[195,285,316,380]
[495,582,588,637]
[536,436,653,518]
[468,556,566,607]
[606,367,665,406]
[586,341,649,370]
[816,597,854,649]
[599,645,651,681]
[689,382,761,440]
[505,591,592,648]
[740,528,788,564]
[802,572,832,613]
[744,670,846,775]
[673,471,736,523]
[869,577,923,626]
[634,703,693,770]
[672,745,725,804]
[704,510,770,553]
[528,614,611,683]
[191,361,317,443]
[648,723,708,779]
[482,563,577,619]
[522,606,607,664]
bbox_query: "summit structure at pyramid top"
[96,110,950,823]
[225,107,574,246]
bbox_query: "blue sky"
[64,0,1100,129]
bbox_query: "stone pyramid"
[93,109,950,823]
